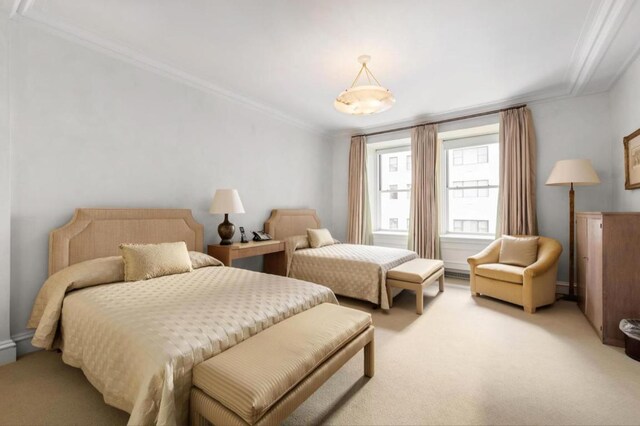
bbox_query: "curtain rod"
[355,103,527,138]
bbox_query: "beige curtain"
[498,107,538,235]
[347,136,372,244]
[409,124,439,258]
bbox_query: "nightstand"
[207,240,286,276]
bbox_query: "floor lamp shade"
[545,159,600,186]
[545,159,600,300]
[209,189,245,245]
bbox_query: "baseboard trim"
[556,281,569,295]
[0,339,17,365]
[11,330,38,356]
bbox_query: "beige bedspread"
[288,244,417,309]
[31,266,337,425]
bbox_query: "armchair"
[467,236,562,313]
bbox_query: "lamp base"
[218,214,235,245]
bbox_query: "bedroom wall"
[0,3,16,365]
[530,93,614,282]
[330,92,615,283]
[8,21,332,353]
[609,54,640,210]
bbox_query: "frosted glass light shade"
[545,159,601,186]
[209,189,245,214]
[334,85,395,115]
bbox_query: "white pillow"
[307,228,335,248]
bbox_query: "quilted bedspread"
[288,244,417,309]
[42,267,337,425]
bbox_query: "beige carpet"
[1,279,640,425]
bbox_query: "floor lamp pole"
[567,182,577,301]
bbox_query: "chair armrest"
[524,240,563,279]
[467,239,501,267]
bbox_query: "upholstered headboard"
[264,209,321,240]
[48,208,204,276]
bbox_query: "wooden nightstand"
[207,240,286,276]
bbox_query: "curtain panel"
[498,107,538,235]
[347,135,372,244]
[409,124,439,258]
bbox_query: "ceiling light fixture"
[334,55,395,115]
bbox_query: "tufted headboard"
[264,209,321,240]
[48,208,204,276]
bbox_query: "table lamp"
[209,189,245,245]
[545,159,600,300]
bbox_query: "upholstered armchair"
[467,236,563,313]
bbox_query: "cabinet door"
[576,216,588,312]
[585,218,603,338]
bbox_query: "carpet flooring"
[1,279,639,425]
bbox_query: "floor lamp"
[545,159,600,301]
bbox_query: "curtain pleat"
[498,107,538,235]
[347,136,372,244]
[409,124,439,258]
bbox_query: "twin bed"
[28,208,418,425]
[265,209,418,309]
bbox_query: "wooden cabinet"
[576,212,640,346]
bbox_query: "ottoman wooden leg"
[438,273,444,292]
[416,287,424,315]
[364,337,375,378]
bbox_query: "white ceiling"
[12,0,640,134]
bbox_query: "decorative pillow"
[499,235,540,267]
[307,228,334,248]
[120,242,193,281]
[189,251,224,269]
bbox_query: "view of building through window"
[444,136,499,235]
[377,149,411,231]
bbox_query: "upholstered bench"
[190,303,374,426]
[387,258,445,314]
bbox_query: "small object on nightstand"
[239,227,248,243]
[252,231,272,241]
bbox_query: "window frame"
[374,145,411,233]
[441,134,499,237]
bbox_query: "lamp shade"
[209,189,245,214]
[545,159,601,186]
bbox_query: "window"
[452,219,489,233]
[452,146,489,166]
[406,155,411,172]
[389,156,398,172]
[375,145,411,232]
[442,132,499,235]
[451,180,491,198]
[389,184,398,200]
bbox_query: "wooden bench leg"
[364,337,375,378]
[416,287,424,315]
[438,273,444,292]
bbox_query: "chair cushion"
[475,263,525,284]
[387,259,444,283]
[499,235,539,267]
[192,303,371,425]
